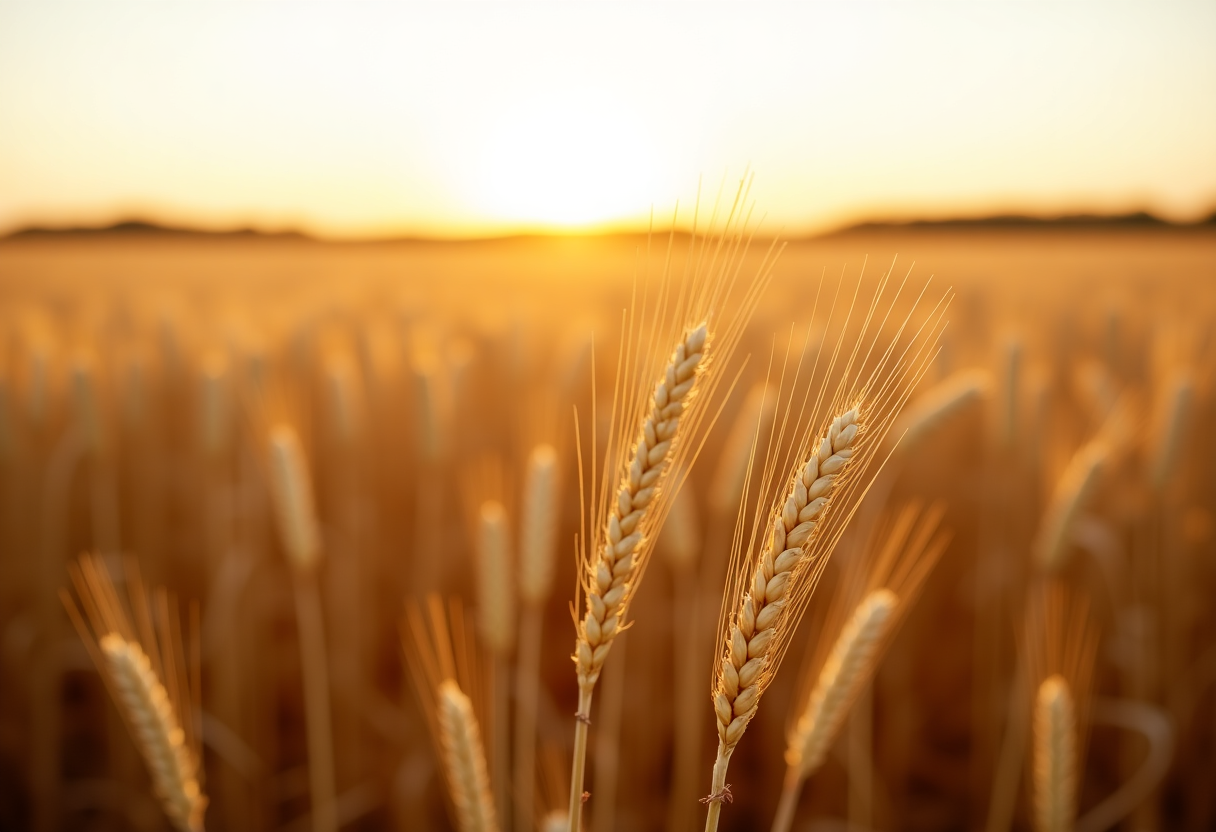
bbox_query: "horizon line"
[4,209,1215,244]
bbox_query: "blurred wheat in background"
[0,186,1214,832]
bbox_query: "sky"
[1,2,1214,239]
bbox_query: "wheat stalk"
[704,267,953,832]
[1033,674,1077,832]
[1035,439,1109,572]
[324,356,361,447]
[516,443,560,832]
[1148,370,1193,491]
[71,357,105,457]
[996,336,1022,448]
[439,679,502,832]
[704,408,862,832]
[198,353,229,456]
[60,555,207,832]
[265,424,337,832]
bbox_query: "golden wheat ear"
[61,554,208,832]
[403,595,500,832]
[704,267,952,832]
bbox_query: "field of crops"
[0,225,1213,832]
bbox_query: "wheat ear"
[788,589,895,777]
[404,596,501,832]
[439,679,502,832]
[60,555,207,832]
[101,635,207,832]
[1033,674,1077,832]
[576,322,708,693]
[1035,439,1108,572]
[705,408,860,832]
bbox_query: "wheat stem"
[703,742,733,832]
[292,571,338,832]
[567,687,593,832]
[514,604,544,832]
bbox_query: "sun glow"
[469,93,658,231]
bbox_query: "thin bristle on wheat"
[438,679,501,832]
[785,588,896,778]
[477,500,515,654]
[714,407,861,751]
[268,425,321,571]
[101,634,207,832]
[1033,674,1077,832]
[575,322,708,691]
[519,444,559,605]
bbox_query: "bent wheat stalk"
[705,267,951,832]
[1035,439,1109,573]
[61,555,208,832]
[516,444,560,832]
[267,425,337,832]
[707,408,863,832]
[567,179,778,832]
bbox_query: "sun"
[471,93,658,231]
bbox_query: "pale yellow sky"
[1,2,1214,238]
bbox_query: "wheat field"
[0,226,1213,832]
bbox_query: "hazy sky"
[1,2,1214,238]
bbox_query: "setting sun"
[470,91,657,230]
